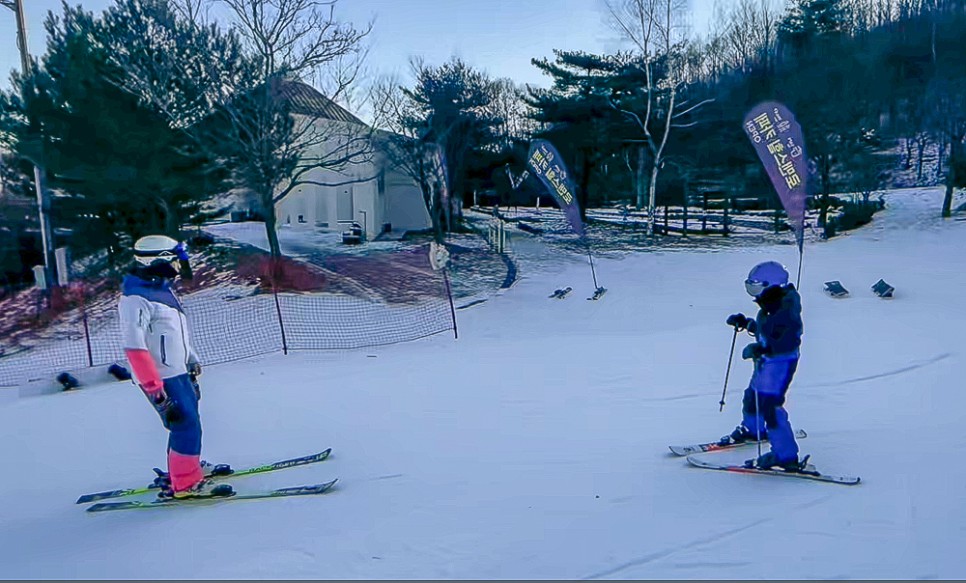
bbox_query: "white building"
[271,82,430,240]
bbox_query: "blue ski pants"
[157,374,202,457]
[741,355,799,461]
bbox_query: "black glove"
[188,362,202,401]
[147,388,182,425]
[727,313,749,330]
[742,342,765,361]
[190,376,201,401]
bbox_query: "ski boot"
[745,451,810,473]
[157,478,234,500]
[172,479,234,500]
[150,460,233,490]
[718,425,765,447]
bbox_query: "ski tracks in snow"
[580,493,835,579]
[802,352,952,388]
[579,517,772,579]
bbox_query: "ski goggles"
[745,278,768,297]
[134,242,189,265]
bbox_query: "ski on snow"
[86,479,338,513]
[76,448,332,504]
[668,429,808,456]
[685,455,860,485]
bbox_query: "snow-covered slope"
[1,187,964,579]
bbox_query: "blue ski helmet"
[745,261,789,297]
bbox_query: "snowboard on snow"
[871,278,895,298]
[823,281,849,298]
[56,363,131,391]
[549,287,573,299]
[588,287,608,301]
[668,429,807,456]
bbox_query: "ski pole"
[718,327,739,412]
[754,380,763,460]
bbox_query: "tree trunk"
[941,181,954,218]
[647,161,659,236]
[425,180,444,244]
[916,137,926,183]
[578,152,592,222]
[262,191,282,258]
[820,154,831,236]
[936,135,947,183]
[682,184,689,237]
[635,144,646,210]
[942,138,960,218]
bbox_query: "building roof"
[273,80,365,126]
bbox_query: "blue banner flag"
[526,139,584,237]
[743,102,808,251]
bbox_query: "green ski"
[86,479,338,512]
[77,448,332,504]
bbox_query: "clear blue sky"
[1,0,715,92]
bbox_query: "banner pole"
[586,239,599,289]
[796,245,804,288]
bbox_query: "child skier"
[118,235,233,499]
[720,261,805,471]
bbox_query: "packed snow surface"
[1,187,964,579]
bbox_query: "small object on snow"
[56,372,80,390]
[686,454,860,485]
[871,278,895,298]
[107,363,132,381]
[668,429,807,457]
[429,241,450,271]
[588,287,608,301]
[823,281,850,298]
[549,286,572,299]
[86,479,338,512]
[341,222,364,245]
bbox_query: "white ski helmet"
[745,261,789,297]
[133,234,181,267]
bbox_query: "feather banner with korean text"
[743,102,808,251]
[526,139,584,237]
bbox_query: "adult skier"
[720,261,805,471]
[118,235,233,499]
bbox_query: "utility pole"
[2,0,57,291]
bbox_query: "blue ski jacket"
[750,284,803,358]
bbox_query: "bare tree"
[930,84,966,217]
[488,78,537,151]
[605,0,713,235]
[736,0,780,71]
[106,0,374,258]
[371,78,448,242]
[210,0,375,257]
[698,3,729,82]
